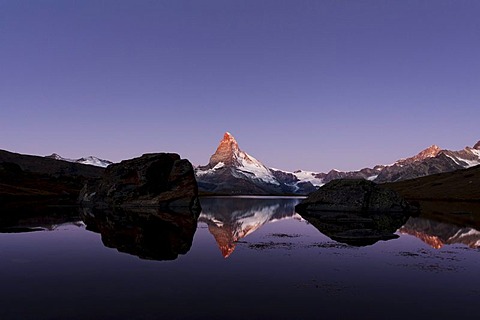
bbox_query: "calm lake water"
[1,197,479,319]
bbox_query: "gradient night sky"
[1,0,479,172]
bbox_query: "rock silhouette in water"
[79,153,200,212]
[301,211,409,246]
[81,207,198,261]
[296,179,412,246]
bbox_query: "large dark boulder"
[79,153,200,212]
[295,179,413,213]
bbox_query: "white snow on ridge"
[470,148,480,157]
[77,156,113,168]
[196,161,226,177]
[236,152,280,185]
[46,153,112,168]
[291,170,324,186]
[445,154,480,168]
[272,169,324,187]
[460,158,480,168]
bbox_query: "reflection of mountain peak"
[204,223,236,258]
[198,197,300,257]
[399,217,480,249]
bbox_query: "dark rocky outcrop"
[79,153,200,212]
[81,207,198,261]
[321,166,385,183]
[296,179,413,213]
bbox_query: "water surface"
[0,197,479,319]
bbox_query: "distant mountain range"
[196,132,480,195]
[45,153,113,168]
[3,132,479,195]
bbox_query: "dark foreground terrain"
[0,149,104,206]
[385,164,480,227]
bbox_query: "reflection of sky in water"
[0,199,479,319]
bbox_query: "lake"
[1,197,479,319]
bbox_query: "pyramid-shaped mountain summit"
[195,132,317,195]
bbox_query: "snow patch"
[46,154,112,168]
[235,151,280,185]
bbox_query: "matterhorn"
[195,132,317,195]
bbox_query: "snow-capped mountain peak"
[45,153,112,168]
[196,132,285,192]
[396,145,441,165]
[47,153,65,161]
[208,132,241,167]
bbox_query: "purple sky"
[1,0,479,172]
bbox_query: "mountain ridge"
[45,153,113,168]
[196,132,480,195]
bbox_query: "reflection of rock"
[296,179,413,213]
[399,217,480,249]
[296,179,412,246]
[0,206,81,233]
[199,197,301,257]
[300,211,410,246]
[81,208,198,261]
[79,153,200,212]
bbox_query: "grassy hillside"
[385,165,480,227]
[384,164,480,201]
